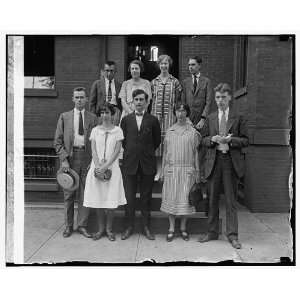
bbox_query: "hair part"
[189,56,203,64]
[173,102,191,117]
[132,89,148,101]
[157,54,173,68]
[214,83,232,95]
[98,102,116,116]
[73,87,88,97]
[128,59,144,73]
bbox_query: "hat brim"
[57,167,80,192]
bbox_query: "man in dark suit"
[120,89,161,240]
[198,83,248,249]
[54,87,98,238]
[181,56,212,130]
[89,60,122,124]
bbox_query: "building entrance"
[126,35,179,81]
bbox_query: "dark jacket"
[89,77,122,115]
[201,105,249,179]
[121,112,161,175]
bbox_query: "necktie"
[135,112,143,116]
[219,110,227,136]
[107,80,112,102]
[193,75,197,93]
[79,111,84,135]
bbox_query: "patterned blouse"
[151,74,182,156]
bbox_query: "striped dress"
[151,75,182,157]
[160,123,201,215]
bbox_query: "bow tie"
[135,112,144,116]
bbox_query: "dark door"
[127,35,179,81]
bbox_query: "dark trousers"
[122,164,155,228]
[207,152,239,240]
[63,149,90,228]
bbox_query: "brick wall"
[24,36,105,141]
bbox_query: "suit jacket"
[181,75,212,125]
[201,105,249,179]
[121,112,161,175]
[89,77,122,115]
[54,109,98,162]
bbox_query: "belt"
[73,145,85,151]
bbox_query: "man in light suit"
[198,83,248,249]
[54,87,98,238]
[89,60,122,124]
[120,89,161,240]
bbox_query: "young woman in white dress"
[83,103,126,241]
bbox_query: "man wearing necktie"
[54,87,98,238]
[89,61,122,125]
[198,83,248,249]
[120,89,161,240]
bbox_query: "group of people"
[54,55,248,249]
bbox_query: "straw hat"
[56,167,80,192]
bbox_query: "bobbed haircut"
[98,102,116,116]
[73,86,88,97]
[189,56,203,64]
[173,102,191,117]
[214,83,232,95]
[132,89,148,101]
[128,59,144,73]
[157,54,173,68]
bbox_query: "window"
[234,36,248,91]
[24,36,55,89]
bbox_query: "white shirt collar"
[74,107,85,114]
[193,72,201,79]
[105,77,114,83]
[218,107,229,118]
[135,110,145,116]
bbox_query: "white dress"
[83,126,127,208]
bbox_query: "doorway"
[126,35,179,81]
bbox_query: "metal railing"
[24,154,58,180]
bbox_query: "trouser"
[63,148,90,228]
[207,152,239,240]
[122,164,155,228]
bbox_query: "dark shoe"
[143,226,155,240]
[63,226,73,238]
[92,231,105,240]
[180,230,190,241]
[230,239,242,249]
[166,231,175,242]
[107,231,116,242]
[121,227,133,240]
[198,233,218,243]
[78,227,92,238]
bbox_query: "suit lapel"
[129,112,139,133]
[100,78,106,98]
[226,108,236,133]
[195,76,205,95]
[188,77,194,93]
[68,110,75,145]
[139,112,148,132]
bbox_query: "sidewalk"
[24,203,293,264]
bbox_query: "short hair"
[173,102,191,117]
[98,102,116,116]
[214,83,232,95]
[73,87,87,97]
[128,59,144,73]
[104,60,116,67]
[132,89,148,101]
[189,56,202,64]
[157,54,173,68]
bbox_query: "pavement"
[24,203,293,264]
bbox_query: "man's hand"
[218,134,232,144]
[61,159,70,172]
[196,118,205,130]
[211,135,221,143]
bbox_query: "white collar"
[105,77,114,83]
[74,107,85,114]
[135,110,145,116]
[193,72,201,79]
[218,107,229,116]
